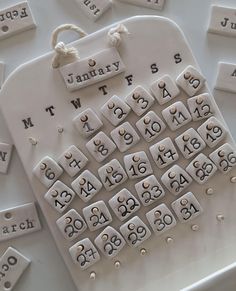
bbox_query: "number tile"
[94,226,126,259]
[58,145,88,177]
[120,216,151,248]
[171,192,203,223]
[187,93,215,121]
[125,86,155,116]
[135,175,165,206]
[101,95,131,126]
[71,170,102,202]
[33,156,63,188]
[98,159,128,191]
[69,238,100,270]
[175,128,206,159]
[56,209,87,241]
[83,201,112,231]
[73,108,103,138]
[162,101,192,131]
[44,181,75,213]
[108,188,141,221]
[124,151,153,180]
[150,137,179,169]
[197,116,227,148]
[209,143,236,173]
[146,204,177,236]
[110,121,140,152]
[151,74,180,105]
[136,111,166,143]
[176,65,206,96]
[161,165,192,195]
[86,131,116,162]
[186,153,217,184]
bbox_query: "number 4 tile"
[0,142,13,174]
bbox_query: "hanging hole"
[4,212,12,220]
[2,25,9,33]
[4,281,11,289]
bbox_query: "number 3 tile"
[171,192,203,223]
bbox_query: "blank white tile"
[197,117,227,148]
[187,93,215,121]
[45,181,75,213]
[136,111,166,142]
[83,201,112,231]
[33,156,63,188]
[146,204,176,236]
[56,209,87,241]
[58,145,88,177]
[175,128,206,159]
[110,121,140,152]
[161,165,192,196]
[135,175,165,206]
[71,170,102,202]
[98,159,128,191]
[73,108,103,138]
[162,101,192,131]
[186,153,217,184]
[108,188,140,221]
[151,74,180,105]
[171,192,203,223]
[176,65,206,96]
[209,143,236,174]
[125,86,155,116]
[101,95,131,126]
[0,142,13,174]
[124,151,153,180]
[94,226,126,258]
[86,131,116,162]
[69,238,100,270]
[120,216,151,248]
[215,62,236,94]
[149,137,179,169]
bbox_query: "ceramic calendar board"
[0,16,236,291]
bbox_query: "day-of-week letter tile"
[0,1,36,40]
[0,142,13,174]
[75,0,111,21]
[215,62,236,94]
[0,203,41,242]
[60,47,125,91]
[208,5,236,38]
[0,247,30,291]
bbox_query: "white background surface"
[0,0,236,290]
